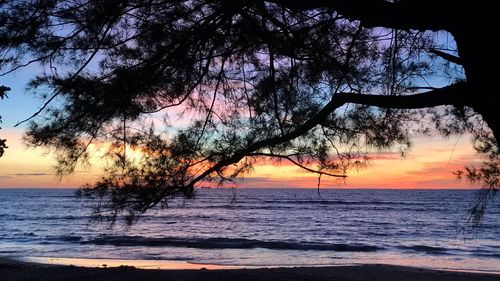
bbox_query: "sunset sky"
[0,127,481,189]
[0,63,482,189]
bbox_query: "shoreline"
[19,256,253,270]
[12,256,500,274]
[2,257,500,281]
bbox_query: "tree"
[0,0,497,222]
[0,85,9,157]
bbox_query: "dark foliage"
[0,0,497,223]
[0,85,9,157]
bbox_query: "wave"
[2,215,92,221]
[35,235,83,243]
[57,235,83,242]
[260,199,425,206]
[398,245,449,254]
[473,252,500,258]
[80,236,381,252]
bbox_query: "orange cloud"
[240,135,480,189]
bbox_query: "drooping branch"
[188,82,468,188]
[13,24,115,127]
[248,152,347,178]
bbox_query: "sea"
[0,188,499,272]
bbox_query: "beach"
[1,257,500,281]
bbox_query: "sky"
[0,55,482,189]
[0,125,481,189]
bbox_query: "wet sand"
[2,257,500,281]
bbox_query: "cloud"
[237,176,344,188]
[378,161,472,188]
[1,172,50,177]
[237,177,289,188]
[256,151,415,167]
[404,159,477,178]
[365,151,414,161]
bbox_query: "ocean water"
[0,188,499,272]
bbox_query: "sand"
[1,257,500,281]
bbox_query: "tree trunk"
[453,5,499,143]
[478,107,500,144]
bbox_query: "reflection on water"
[21,257,246,269]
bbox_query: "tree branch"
[267,0,455,31]
[337,82,468,109]
[248,152,347,178]
[430,49,462,65]
[188,82,468,187]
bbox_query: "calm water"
[0,188,499,271]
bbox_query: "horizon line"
[0,186,480,190]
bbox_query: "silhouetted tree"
[0,0,497,222]
[0,85,9,157]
